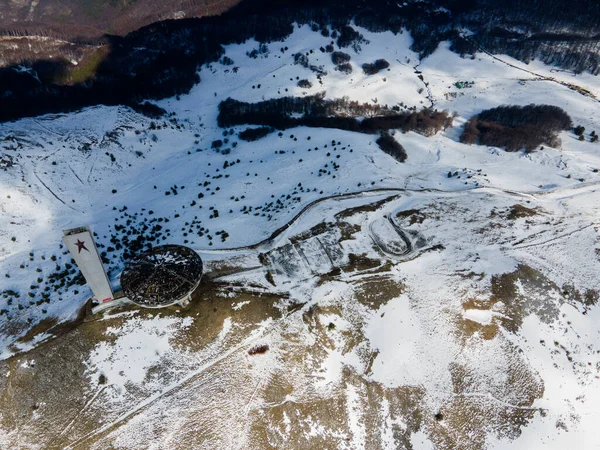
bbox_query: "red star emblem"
[75,239,90,254]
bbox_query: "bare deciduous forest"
[218,95,453,137]
[460,104,573,152]
[0,0,599,122]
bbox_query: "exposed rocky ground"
[1,188,599,449]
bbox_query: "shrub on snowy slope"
[331,51,351,65]
[239,127,273,141]
[336,63,353,74]
[297,79,313,89]
[362,59,390,75]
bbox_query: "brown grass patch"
[457,298,498,341]
[289,221,331,244]
[490,265,560,333]
[507,204,543,220]
[339,222,361,241]
[343,253,382,272]
[396,208,427,225]
[334,195,399,220]
[353,277,404,309]
[432,359,544,449]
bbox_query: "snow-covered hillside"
[0,23,599,450]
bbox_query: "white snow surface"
[86,315,193,402]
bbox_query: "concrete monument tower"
[62,226,114,303]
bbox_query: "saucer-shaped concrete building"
[120,245,203,308]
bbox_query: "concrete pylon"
[62,226,113,303]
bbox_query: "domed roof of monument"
[120,245,203,308]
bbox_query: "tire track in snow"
[506,223,596,250]
[458,32,598,101]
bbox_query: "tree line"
[376,132,407,162]
[218,94,453,136]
